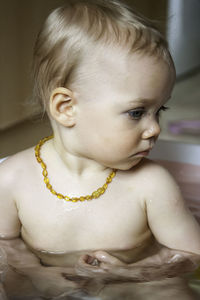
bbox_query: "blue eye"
[128,109,145,120]
[127,106,169,121]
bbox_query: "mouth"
[134,148,152,156]
[135,151,149,156]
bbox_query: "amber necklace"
[35,135,117,202]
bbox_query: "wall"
[167,0,200,77]
[0,0,67,130]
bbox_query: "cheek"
[77,111,140,155]
[96,129,140,159]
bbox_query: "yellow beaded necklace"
[35,135,117,202]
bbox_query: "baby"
[1,0,200,299]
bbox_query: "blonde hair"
[32,0,174,113]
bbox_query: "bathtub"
[0,158,7,164]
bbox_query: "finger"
[77,263,105,273]
[75,262,106,278]
[78,254,101,269]
[94,251,125,266]
[78,254,90,264]
[78,254,96,265]
[61,273,90,282]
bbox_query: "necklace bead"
[35,135,117,202]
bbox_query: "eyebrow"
[129,97,171,105]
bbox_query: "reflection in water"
[1,209,200,298]
[0,251,199,300]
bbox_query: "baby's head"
[32,0,175,170]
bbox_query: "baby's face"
[72,48,175,170]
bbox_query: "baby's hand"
[75,251,129,283]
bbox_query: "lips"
[135,148,152,155]
[136,151,149,155]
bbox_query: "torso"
[11,144,158,267]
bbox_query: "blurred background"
[0,0,200,158]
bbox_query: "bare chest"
[16,171,150,265]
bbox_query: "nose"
[142,120,161,140]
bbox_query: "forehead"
[77,46,175,104]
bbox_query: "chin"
[112,157,143,171]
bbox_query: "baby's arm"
[140,162,200,278]
[0,157,40,262]
[0,158,84,298]
[76,163,200,282]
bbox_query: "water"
[0,203,200,299]
[0,244,200,299]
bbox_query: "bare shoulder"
[136,158,183,207]
[121,158,180,201]
[122,158,175,181]
[141,158,179,189]
[0,148,36,238]
[140,161,200,254]
[133,158,177,182]
[0,146,36,189]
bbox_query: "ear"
[49,87,76,127]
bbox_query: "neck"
[49,133,110,178]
